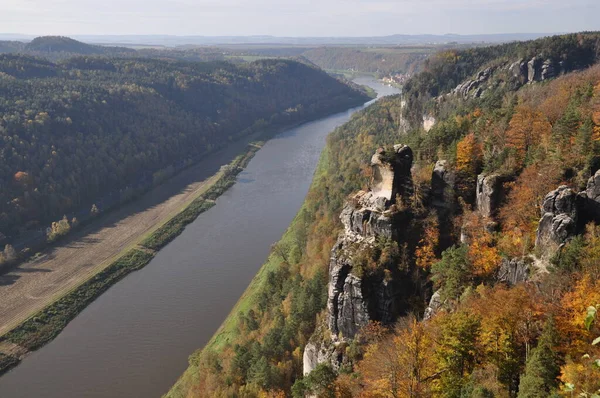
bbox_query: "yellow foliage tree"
[415,217,439,270]
[358,318,438,398]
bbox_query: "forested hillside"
[302,47,431,75]
[168,32,600,397]
[0,55,369,259]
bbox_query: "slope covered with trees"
[0,55,370,260]
[302,47,431,76]
[168,32,600,397]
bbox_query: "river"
[0,77,400,398]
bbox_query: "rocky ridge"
[452,56,567,100]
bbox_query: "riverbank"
[0,144,263,376]
[164,78,404,397]
[0,89,373,377]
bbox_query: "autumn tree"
[505,105,552,169]
[455,133,482,201]
[47,215,71,242]
[498,163,561,257]
[358,317,438,398]
[415,216,439,270]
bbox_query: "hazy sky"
[2,0,599,37]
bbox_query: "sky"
[1,0,599,37]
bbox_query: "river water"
[0,77,400,398]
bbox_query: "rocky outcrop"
[452,67,494,99]
[527,57,541,83]
[476,174,506,219]
[497,258,530,285]
[423,290,442,320]
[535,186,578,256]
[584,170,600,222]
[453,56,567,100]
[431,160,455,208]
[423,115,436,132]
[508,59,528,84]
[304,145,416,376]
[328,145,413,339]
[541,59,557,80]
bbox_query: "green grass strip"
[1,249,154,353]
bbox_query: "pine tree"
[517,318,561,398]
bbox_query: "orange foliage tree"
[505,105,552,168]
[498,163,561,257]
[358,317,438,398]
[415,216,439,270]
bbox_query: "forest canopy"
[0,55,369,247]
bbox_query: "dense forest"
[168,32,600,397]
[0,36,136,61]
[0,54,369,260]
[302,47,431,76]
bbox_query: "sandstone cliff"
[304,145,417,375]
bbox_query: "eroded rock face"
[304,145,415,376]
[431,160,455,208]
[327,146,413,339]
[423,290,442,321]
[584,170,600,222]
[535,186,578,256]
[528,57,542,83]
[497,258,530,285]
[476,174,506,219]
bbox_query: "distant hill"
[25,36,135,57]
[0,33,557,48]
[0,41,25,54]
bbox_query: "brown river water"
[0,77,400,398]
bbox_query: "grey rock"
[586,170,600,202]
[541,59,556,80]
[584,170,600,222]
[497,258,530,285]
[306,145,415,372]
[423,290,442,320]
[509,59,528,84]
[528,57,541,83]
[476,174,506,218]
[535,186,578,256]
[431,160,455,208]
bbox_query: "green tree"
[432,245,472,302]
[517,318,561,398]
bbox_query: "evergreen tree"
[517,318,561,398]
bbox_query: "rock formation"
[584,170,600,222]
[476,174,506,219]
[497,258,530,285]
[304,145,416,375]
[431,160,455,208]
[423,291,442,320]
[535,186,578,256]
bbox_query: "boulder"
[535,186,578,256]
[370,145,413,203]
